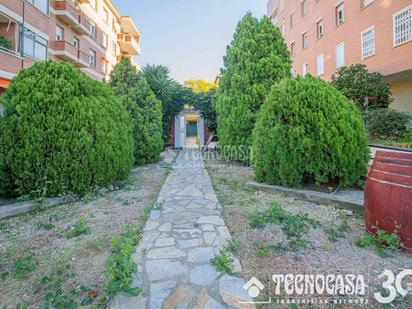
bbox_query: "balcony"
[72,14,91,36]
[267,0,278,17]
[51,41,88,68]
[0,47,22,76]
[52,0,80,26]
[117,34,141,55]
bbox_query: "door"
[179,116,186,147]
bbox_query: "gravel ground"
[0,158,173,308]
[204,154,412,309]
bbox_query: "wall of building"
[0,0,141,89]
[391,80,412,113]
[269,0,412,79]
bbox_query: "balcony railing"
[0,47,23,76]
[267,0,278,17]
[71,14,91,36]
[117,33,141,55]
[52,0,80,26]
[52,41,88,68]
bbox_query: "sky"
[112,0,268,83]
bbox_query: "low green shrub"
[0,61,134,197]
[363,108,411,137]
[400,129,412,147]
[252,76,370,187]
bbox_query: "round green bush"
[251,76,370,187]
[0,61,134,197]
[363,108,411,137]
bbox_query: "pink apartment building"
[0,0,141,94]
[267,0,412,112]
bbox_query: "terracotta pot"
[365,151,412,250]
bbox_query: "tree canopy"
[331,64,392,109]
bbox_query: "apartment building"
[0,0,141,94]
[267,0,412,112]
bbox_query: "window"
[22,28,48,60]
[317,19,324,39]
[302,63,308,77]
[26,0,49,14]
[361,26,375,59]
[316,54,324,76]
[290,13,295,29]
[112,41,117,55]
[302,32,308,49]
[89,21,97,38]
[362,0,374,8]
[336,3,344,26]
[89,49,96,67]
[335,42,345,68]
[301,0,307,17]
[112,20,117,33]
[73,37,79,49]
[103,8,109,24]
[393,5,412,47]
[281,24,285,36]
[102,33,107,48]
[290,41,295,56]
[280,0,285,11]
[56,25,64,41]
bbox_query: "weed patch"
[210,250,233,274]
[104,225,142,300]
[14,254,36,279]
[325,215,350,242]
[355,229,402,258]
[249,202,320,250]
[64,219,92,239]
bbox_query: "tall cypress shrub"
[110,58,163,165]
[215,13,291,161]
[0,61,134,197]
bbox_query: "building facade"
[267,0,412,112]
[0,0,141,94]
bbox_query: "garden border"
[245,182,364,213]
[0,196,77,220]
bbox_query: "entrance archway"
[172,107,207,148]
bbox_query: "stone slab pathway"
[111,150,254,309]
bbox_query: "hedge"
[252,76,370,187]
[0,61,134,197]
[363,108,411,137]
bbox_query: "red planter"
[365,151,412,250]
